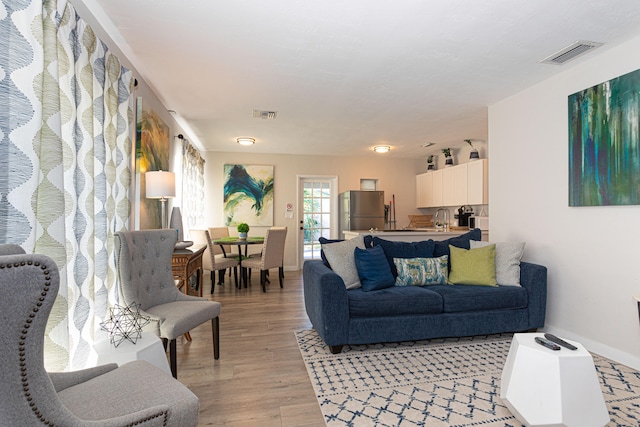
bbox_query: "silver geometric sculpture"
[99,302,151,347]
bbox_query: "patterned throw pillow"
[393,256,449,286]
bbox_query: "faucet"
[435,208,449,231]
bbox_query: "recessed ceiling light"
[237,137,255,146]
[373,145,390,153]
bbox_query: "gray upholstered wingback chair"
[242,227,287,292]
[114,230,221,378]
[0,244,199,426]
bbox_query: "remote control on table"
[544,333,578,350]
[535,336,561,351]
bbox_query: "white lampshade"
[145,171,176,199]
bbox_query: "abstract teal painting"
[224,164,274,226]
[569,68,640,206]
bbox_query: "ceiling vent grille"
[540,40,603,65]
[253,109,278,119]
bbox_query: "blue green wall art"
[224,164,274,226]
[569,68,640,206]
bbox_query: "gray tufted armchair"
[0,244,200,426]
[114,230,221,378]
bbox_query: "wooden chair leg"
[162,337,168,351]
[233,267,239,288]
[279,266,284,288]
[169,339,177,378]
[261,270,267,292]
[212,317,220,359]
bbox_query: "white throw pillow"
[469,241,525,286]
[321,235,366,289]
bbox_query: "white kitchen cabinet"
[467,159,488,205]
[442,164,467,207]
[416,172,433,208]
[432,170,443,207]
[415,160,487,208]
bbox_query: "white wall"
[489,35,640,369]
[201,151,424,270]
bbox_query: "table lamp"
[145,170,175,229]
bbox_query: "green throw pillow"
[393,256,448,286]
[448,244,497,286]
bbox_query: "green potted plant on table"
[237,223,250,240]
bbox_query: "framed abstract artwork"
[569,68,640,206]
[224,164,274,226]
[135,97,171,229]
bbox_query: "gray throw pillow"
[470,241,525,286]
[321,235,366,289]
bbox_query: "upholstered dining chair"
[0,244,200,426]
[114,229,221,378]
[190,228,239,293]
[242,227,287,292]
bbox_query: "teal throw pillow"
[354,245,395,291]
[393,255,449,286]
[448,244,497,286]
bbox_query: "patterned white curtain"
[1,0,133,370]
[182,140,206,231]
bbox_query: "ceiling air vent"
[253,109,277,119]
[539,40,603,65]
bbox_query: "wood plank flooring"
[175,269,326,426]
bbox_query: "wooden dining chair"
[242,227,287,292]
[190,229,239,293]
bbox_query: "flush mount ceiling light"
[237,137,255,146]
[373,145,390,153]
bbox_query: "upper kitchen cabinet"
[467,159,488,205]
[416,172,432,208]
[442,164,467,206]
[415,159,487,208]
[416,170,442,208]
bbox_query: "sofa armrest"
[303,260,350,346]
[519,261,547,328]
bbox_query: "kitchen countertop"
[343,228,479,242]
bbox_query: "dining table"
[212,236,265,288]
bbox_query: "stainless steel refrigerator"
[339,190,385,236]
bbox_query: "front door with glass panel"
[300,177,336,264]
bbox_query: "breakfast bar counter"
[343,229,488,242]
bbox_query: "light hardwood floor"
[175,268,326,426]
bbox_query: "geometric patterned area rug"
[295,329,640,426]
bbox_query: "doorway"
[297,176,338,268]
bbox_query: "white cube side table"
[94,332,171,376]
[500,333,609,427]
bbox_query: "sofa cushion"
[433,228,482,258]
[393,256,448,286]
[428,284,528,313]
[370,237,435,278]
[470,241,525,286]
[348,286,443,317]
[354,246,395,291]
[320,235,366,289]
[448,244,497,286]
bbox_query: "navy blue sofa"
[303,234,547,354]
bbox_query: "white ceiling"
[80,0,640,158]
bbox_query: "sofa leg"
[329,345,343,354]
